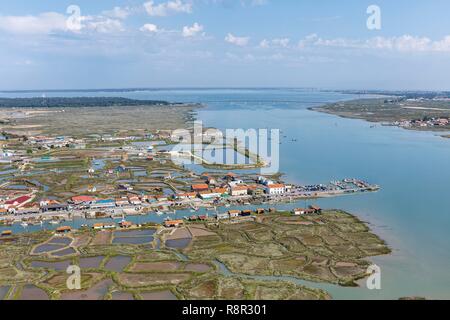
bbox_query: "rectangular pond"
[104,256,131,272]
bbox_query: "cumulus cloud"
[140,23,159,33]
[432,36,450,52]
[102,6,132,20]
[298,33,450,53]
[0,12,67,34]
[0,11,125,35]
[86,18,124,33]
[260,38,290,48]
[225,33,249,46]
[182,22,204,37]
[144,0,193,17]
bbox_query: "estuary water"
[2,88,450,299]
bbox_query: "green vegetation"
[0,97,171,108]
[0,104,199,136]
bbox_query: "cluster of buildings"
[0,172,289,216]
[174,173,288,201]
[0,194,73,215]
[292,206,322,215]
[27,135,86,150]
[395,117,449,129]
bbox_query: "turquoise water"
[2,88,450,299]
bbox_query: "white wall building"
[230,186,248,196]
[265,184,286,195]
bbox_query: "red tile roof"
[191,184,209,191]
[72,196,95,203]
[5,195,31,205]
[266,184,285,189]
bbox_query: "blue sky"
[0,0,449,90]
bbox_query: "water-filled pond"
[19,285,49,300]
[112,236,153,245]
[111,291,134,300]
[60,279,113,300]
[33,244,65,254]
[139,290,177,300]
[30,260,72,271]
[185,263,212,273]
[0,286,10,300]
[52,247,77,257]
[114,230,155,237]
[104,256,131,272]
[79,256,105,269]
[165,238,191,249]
[48,237,72,246]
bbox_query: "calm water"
[2,88,450,299]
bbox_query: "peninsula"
[312,92,450,138]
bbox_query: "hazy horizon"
[1,87,449,94]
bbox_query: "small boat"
[1,230,12,237]
[155,210,163,216]
[20,222,28,228]
[49,220,60,225]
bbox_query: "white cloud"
[432,36,450,52]
[369,35,435,52]
[240,0,268,7]
[260,38,290,48]
[87,18,124,33]
[259,39,270,48]
[225,33,249,46]
[0,12,125,35]
[102,6,132,20]
[144,0,193,17]
[0,12,67,34]
[298,33,450,53]
[182,22,204,37]
[140,23,159,33]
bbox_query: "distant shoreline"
[0,97,193,108]
[309,96,450,139]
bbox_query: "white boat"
[49,220,60,225]
[20,222,28,228]
[155,210,163,216]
